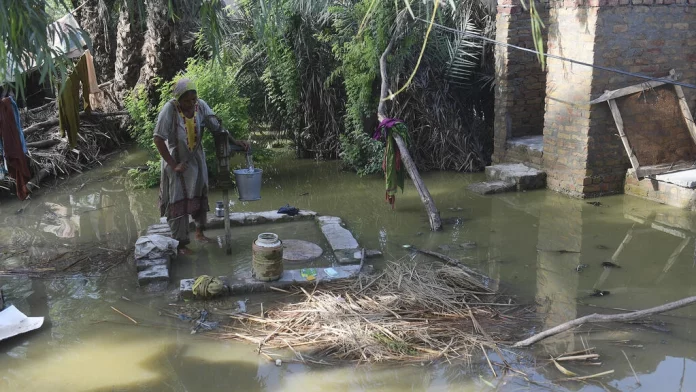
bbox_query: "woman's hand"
[173,162,188,173]
[235,140,250,151]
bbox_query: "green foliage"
[124,85,157,153]
[339,132,383,176]
[127,160,161,189]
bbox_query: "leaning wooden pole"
[378,21,442,232]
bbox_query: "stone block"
[138,265,169,286]
[485,163,547,190]
[146,224,172,237]
[468,181,517,195]
[136,257,170,272]
[317,216,360,264]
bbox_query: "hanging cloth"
[373,118,410,208]
[0,98,31,200]
[83,50,104,110]
[58,54,92,147]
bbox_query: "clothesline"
[413,16,696,91]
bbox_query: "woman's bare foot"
[195,230,215,244]
[178,246,194,255]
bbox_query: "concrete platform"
[180,264,372,299]
[468,180,516,195]
[316,216,360,264]
[205,210,317,230]
[625,169,696,210]
[485,163,546,191]
[654,169,696,188]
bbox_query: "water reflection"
[2,151,696,390]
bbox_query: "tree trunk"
[76,0,117,82]
[138,0,199,99]
[114,0,144,98]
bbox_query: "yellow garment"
[182,112,197,151]
[84,50,104,110]
[84,50,100,94]
[58,54,92,147]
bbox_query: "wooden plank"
[673,84,696,145]
[590,69,676,104]
[607,99,641,179]
[637,161,696,178]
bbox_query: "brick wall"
[587,4,696,195]
[492,0,549,163]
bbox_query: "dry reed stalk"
[212,259,531,364]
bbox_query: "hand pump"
[209,115,250,255]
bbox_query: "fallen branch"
[111,306,138,324]
[27,139,61,149]
[26,167,51,192]
[23,111,128,136]
[513,296,696,347]
[377,12,442,232]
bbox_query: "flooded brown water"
[1,148,696,391]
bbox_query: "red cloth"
[0,98,31,200]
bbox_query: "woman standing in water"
[153,78,248,255]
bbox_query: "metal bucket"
[233,168,263,201]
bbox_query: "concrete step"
[468,180,516,195]
[484,163,546,191]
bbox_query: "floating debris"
[587,201,603,207]
[590,289,611,297]
[459,241,477,249]
[602,261,621,268]
[596,244,610,250]
[575,264,589,272]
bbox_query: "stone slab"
[138,265,170,286]
[316,216,360,264]
[204,210,317,229]
[654,169,696,189]
[180,264,373,299]
[485,163,546,191]
[282,239,323,262]
[506,135,543,152]
[467,181,516,195]
[136,257,170,272]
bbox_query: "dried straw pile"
[219,260,531,364]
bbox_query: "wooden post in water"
[378,19,442,232]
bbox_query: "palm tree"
[113,0,144,97]
[137,0,203,98]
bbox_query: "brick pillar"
[493,0,549,164]
[542,2,598,197]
